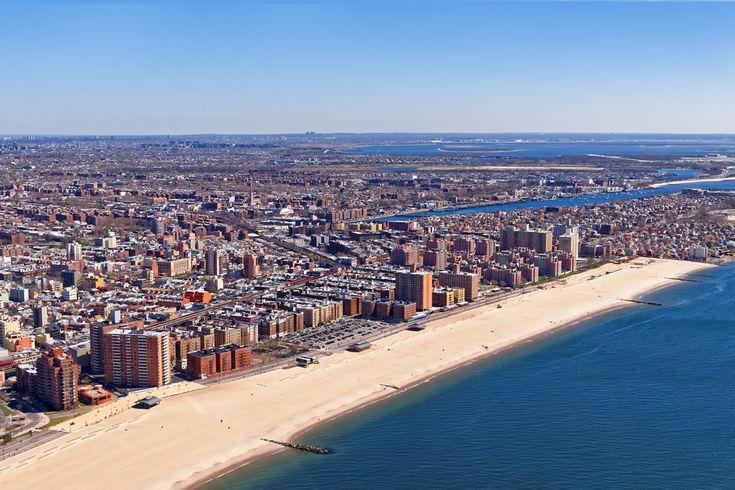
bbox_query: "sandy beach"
[0,259,711,490]
[649,176,735,188]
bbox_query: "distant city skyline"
[2,0,734,135]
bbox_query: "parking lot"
[286,318,398,350]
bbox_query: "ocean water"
[204,262,735,489]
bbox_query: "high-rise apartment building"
[143,258,159,278]
[102,329,171,387]
[63,287,78,301]
[426,237,447,251]
[475,239,497,259]
[66,241,83,261]
[205,248,223,276]
[9,287,30,303]
[33,305,48,328]
[214,327,241,346]
[501,225,553,253]
[0,315,21,341]
[62,269,81,288]
[35,348,80,411]
[453,237,476,256]
[534,254,562,277]
[243,253,260,279]
[395,270,433,311]
[558,231,580,259]
[95,232,117,249]
[390,244,420,268]
[423,249,447,270]
[90,323,117,375]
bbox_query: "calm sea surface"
[205,263,735,489]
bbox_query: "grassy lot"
[0,401,13,416]
[45,414,76,429]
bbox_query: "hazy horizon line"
[3,131,735,138]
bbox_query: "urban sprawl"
[1,134,734,451]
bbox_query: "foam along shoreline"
[649,176,735,188]
[0,259,713,490]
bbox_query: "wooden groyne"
[380,383,401,391]
[261,438,335,454]
[664,276,701,283]
[620,298,663,307]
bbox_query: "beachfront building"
[432,288,456,308]
[34,348,81,411]
[436,271,480,302]
[396,270,433,311]
[558,231,580,259]
[90,323,117,375]
[186,344,253,379]
[102,328,172,387]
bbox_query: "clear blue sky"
[1,0,733,135]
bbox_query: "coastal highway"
[1,430,65,462]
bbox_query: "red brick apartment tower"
[395,270,433,311]
[35,348,80,411]
[243,253,260,278]
[102,329,171,387]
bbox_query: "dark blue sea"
[204,262,735,489]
